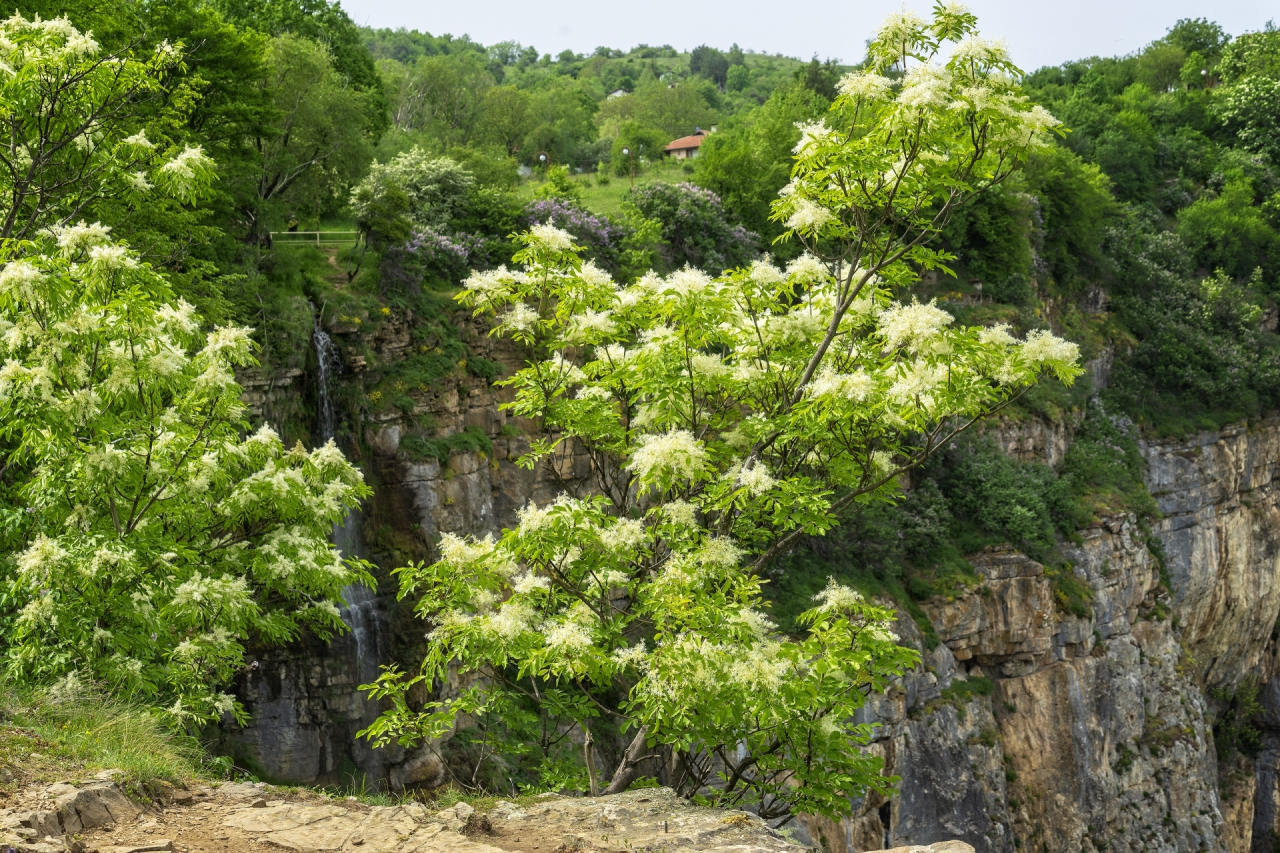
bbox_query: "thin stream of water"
[312,305,382,690]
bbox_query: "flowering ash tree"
[362,3,1079,821]
[0,228,373,724]
[0,14,211,241]
[0,16,373,726]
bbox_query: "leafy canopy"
[0,14,214,242]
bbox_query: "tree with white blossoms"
[0,13,215,241]
[362,3,1079,821]
[0,27,373,720]
[0,226,373,724]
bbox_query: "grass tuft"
[0,680,200,792]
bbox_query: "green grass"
[520,158,695,217]
[0,680,202,793]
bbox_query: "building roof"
[664,130,708,152]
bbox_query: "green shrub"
[935,437,1085,563]
[401,425,494,465]
[1211,676,1266,758]
[941,676,995,705]
[1061,398,1159,520]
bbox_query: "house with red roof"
[664,128,711,160]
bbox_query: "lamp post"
[622,146,634,188]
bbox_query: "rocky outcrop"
[38,779,824,853]
[0,773,140,851]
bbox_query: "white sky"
[341,0,1275,70]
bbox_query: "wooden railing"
[268,230,359,246]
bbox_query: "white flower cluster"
[837,71,892,101]
[951,35,1010,67]
[610,641,649,670]
[662,500,697,528]
[483,601,537,640]
[0,260,44,300]
[528,223,575,252]
[563,309,616,343]
[463,266,517,308]
[898,64,953,111]
[47,220,111,254]
[439,532,495,566]
[734,462,776,496]
[808,367,877,402]
[501,302,539,332]
[513,572,551,594]
[888,360,948,411]
[544,620,593,653]
[87,244,138,271]
[877,300,953,353]
[978,323,1017,347]
[813,579,865,614]
[785,198,835,233]
[121,131,153,150]
[728,641,790,690]
[155,300,198,336]
[792,121,833,155]
[159,145,213,181]
[600,517,647,551]
[877,9,927,49]
[748,257,785,286]
[649,267,716,300]
[1021,329,1079,367]
[786,253,832,283]
[627,429,709,488]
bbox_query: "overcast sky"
[340,0,1275,70]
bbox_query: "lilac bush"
[524,198,628,273]
[626,182,759,271]
[382,227,502,292]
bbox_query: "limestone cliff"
[221,310,1280,853]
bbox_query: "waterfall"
[311,305,382,689]
[312,317,340,444]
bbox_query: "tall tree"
[362,5,1079,820]
[208,0,387,134]
[0,14,371,724]
[243,34,371,240]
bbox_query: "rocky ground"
[0,773,924,853]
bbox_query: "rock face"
[223,305,1280,853]
[1143,420,1280,693]
[795,419,1280,853]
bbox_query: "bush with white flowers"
[0,227,372,725]
[362,4,1079,821]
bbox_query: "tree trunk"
[583,725,599,797]
[602,725,649,795]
